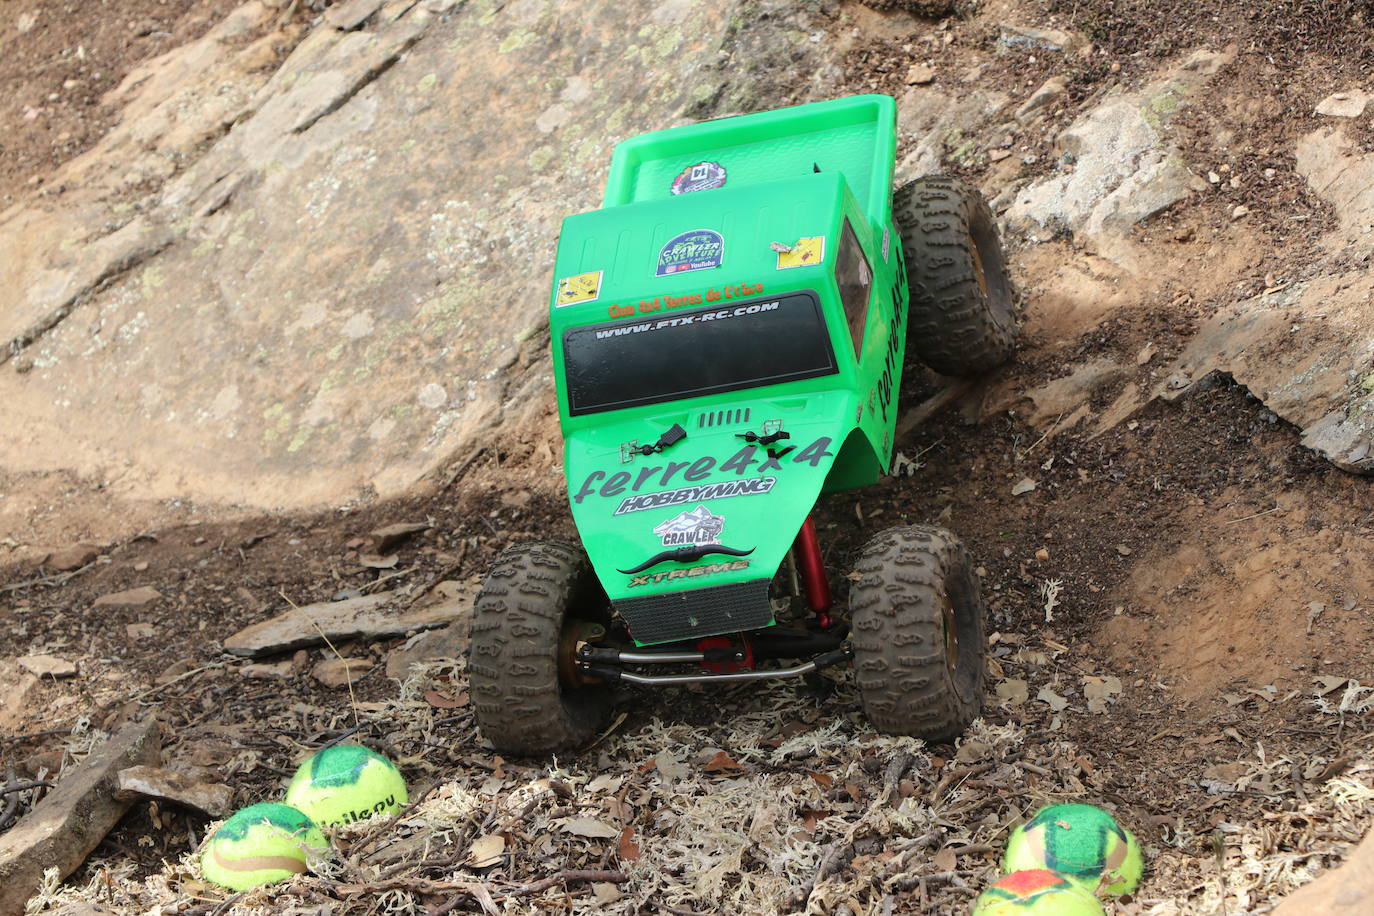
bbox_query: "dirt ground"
[3,0,1374,914]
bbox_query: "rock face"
[0,0,842,512]
[1158,277,1374,474]
[1006,48,1230,260]
[1273,828,1374,913]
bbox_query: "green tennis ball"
[285,744,408,828]
[200,802,327,891]
[1003,803,1145,896]
[972,870,1105,915]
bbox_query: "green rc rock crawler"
[469,95,1018,756]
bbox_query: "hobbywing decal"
[613,476,776,515]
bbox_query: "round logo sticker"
[671,161,727,195]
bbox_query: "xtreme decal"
[628,559,749,588]
[613,476,776,515]
[572,437,835,504]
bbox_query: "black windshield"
[563,290,838,416]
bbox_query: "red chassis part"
[795,514,834,628]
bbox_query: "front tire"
[468,541,612,756]
[849,525,986,741]
[893,175,1018,377]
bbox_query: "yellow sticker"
[775,237,825,270]
[555,270,603,307]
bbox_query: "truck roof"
[602,94,897,225]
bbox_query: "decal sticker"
[776,236,825,270]
[856,403,863,423]
[571,435,838,505]
[882,225,891,262]
[657,229,724,277]
[629,559,750,587]
[671,161,727,195]
[589,299,781,340]
[654,505,725,546]
[555,270,602,307]
[614,476,776,515]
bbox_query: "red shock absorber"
[794,514,834,628]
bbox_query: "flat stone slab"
[18,655,78,679]
[313,656,374,687]
[115,765,234,817]
[0,661,40,736]
[93,586,162,608]
[0,718,161,916]
[223,589,473,657]
[385,621,467,680]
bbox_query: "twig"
[130,663,223,702]
[1227,506,1282,524]
[0,560,97,594]
[281,591,359,728]
[496,869,627,898]
[0,780,53,796]
[361,565,419,594]
[318,723,369,750]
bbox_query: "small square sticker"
[555,270,603,307]
[775,236,825,270]
[881,226,891,262]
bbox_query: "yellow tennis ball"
[200,802,327,891]
[285,744,407,828]
[1003,803,1145,896]
[972,869,1105,915]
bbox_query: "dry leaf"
[561,817,620,839]
[1083,675,1122,714]
[1315,675,1349,696]
[995,678,1029,707]
[617,826,641,863]
[424,689,469,709]
[1011,478,1038,496]
[702,751,745,774]
[933,847,957,872]
[807,770,834,789]
[467,833,505,868]
[1037,686,1068,711]
[654,750,689,781]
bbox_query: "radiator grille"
[614,579,773,645]
[697,407,751,429]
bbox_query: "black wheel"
[893,175,1018,377]
[468,541,612,756]
[848,524,986,741]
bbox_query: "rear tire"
[468,541,612,756]
[849,524,986,741]
[893,175,1017,378]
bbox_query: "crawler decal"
[657,229,724,276]
[654,505,725,546]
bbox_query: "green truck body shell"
[548,95,910,645]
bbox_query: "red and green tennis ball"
[200,802,328,891]
[1003,803,1145,896]
[284,744,408,828]
[972,869,1105,915]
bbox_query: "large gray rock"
[1006,48,1230,260]
[0,0,842,513]
[1158,277,1374,473]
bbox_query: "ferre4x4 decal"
[628,559,750,588]
[572,437,835,505]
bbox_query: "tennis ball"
[972,869,1105,915]
[284,744,407,828]
[1003,803,1145,896]
[200,802,327,891]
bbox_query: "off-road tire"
[893,175,1017,378]
[468,541,612,756]
[849,525,986,741]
